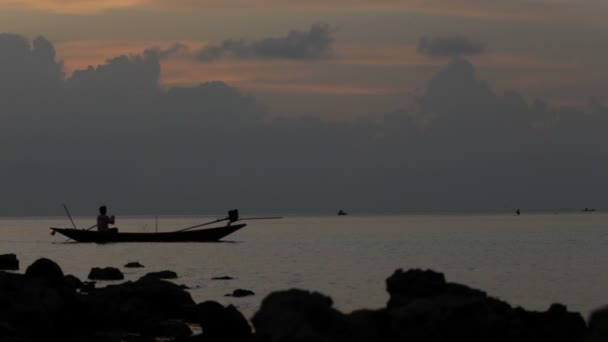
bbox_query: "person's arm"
[109,216,115,224]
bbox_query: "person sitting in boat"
[97,205,118,233]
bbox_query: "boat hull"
[50,224,246,243]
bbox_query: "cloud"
[417,36,487,57]
[0,33,607,215]
[0,33,63,90]
[197,24,333,62]
[145,42,187,59]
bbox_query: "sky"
[0,0,607,215]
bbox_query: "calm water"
[1,213,607,319]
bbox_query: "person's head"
[99,206,107,215]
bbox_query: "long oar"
[176,216,282,233]
[63,203,78,229]
[176,218,228,232]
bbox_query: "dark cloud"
[145,43,188,60]
[0,34,606,215]
[418,36,487,57]
[197,24,333,61]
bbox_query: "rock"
[0,253,19,270]
[141,319,192,338]
[589,305,608,341]
[226,289,255,297]
[384,269,585,342]
[64,274,83,289]
[125,262,145,268]
[82,281,96,292]
[25,258,65,285]
[386,268,485,308]
[212,276,234,280]
[191,301,252,339]
[140,270,178,281]
[85,278,196,332]
[89,267,124,280]
[252,289,346,342]
[0,265,86,340]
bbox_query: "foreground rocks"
[252,269,588,342]
[89,266,124,280]
[0,254,19,270]
[0,259,598,341]
[141,270,178,280]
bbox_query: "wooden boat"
[50,224,246,243]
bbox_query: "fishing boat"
[50,224,246,243]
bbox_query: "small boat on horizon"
[337,209,348,216]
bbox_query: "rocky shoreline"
[0,254,606,341]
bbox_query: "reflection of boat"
[337,210,348,216]
[50,224,246,243]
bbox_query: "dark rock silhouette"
[25,257,65,285]
[125,261,145,268]
[140,270,178,280]
[226,289,255,297]
[0,258,594,341]
[212,276,235,280]
[64,274,84,290]
[252,269,586,342]
[0,253,19,270]
[252,289,348,342]
[85,277,196,335]
[589,306,608,342]
[88,267,124,280]
[191,301,252,339]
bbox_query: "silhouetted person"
[97,206,118,233]
[516,209,521,216]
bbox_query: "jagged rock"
[140,270,177,281]
[25,258,65,285]
[226,289,255,297]
[0,263,87,340]
[589,305,608,342]
[191,301,252,339]
[125,262,145,268]
[0,254,19,270]
[86,278,196,333]
[212,276,234,280]
[252,289,347,342]
[384,269,585,342]
[89,267,124,280]
[64,274,83,289]
[386,268,485,308]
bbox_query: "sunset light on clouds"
[0,0,606,117]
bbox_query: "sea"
[1,212,607,319]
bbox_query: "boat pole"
[62,204,78,229]
[176,218,227,232]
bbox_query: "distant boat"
[583,208,596,212]
[50,224,246,243]
[516,209,521,216]
[337,210,348,216]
